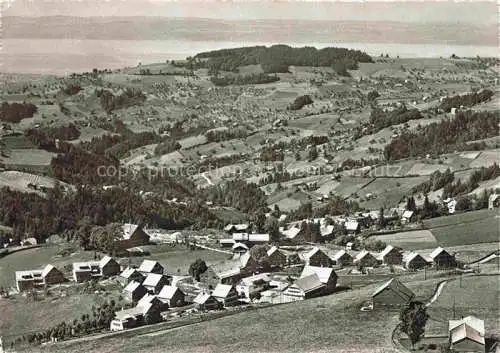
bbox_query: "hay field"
[370,230,438,250]
[1,149,55,166]
[469,150,500,168]
[0,171,63,194]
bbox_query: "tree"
[378,207,386,229]
[188,259,207,281]
[266,218,280,244]
[253,209,266,233]
[399,302,429,350]
[367,90,380,101]
[308,145,318,162]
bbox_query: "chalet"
[124,281,148,303]
[200,262,242,287]
[401,210,416,224]
[319,225,335,240]
[301,247,334,267]
[488,193,499,210]
[118,267,145,286]
[377,245,403,265]
[232,242,249,254]
[138,260,164,275]
[236,273,271,299]
[116,224,150,249]
[238,251,261,275]
[41,264,65,285]
[345,220,360,235]
[99,256,121,277]
[281,227,307,243]
[372,278,415,307]
[354,250,379,268]
[403,252,429,270]
[158,285,185,307]
[282,273,325,301]
[110,302,161,331]
[219,239,236,248]
[232,233,270,246]
[430,247,457,268]
[332,250,353,267]
[212,284,239,307]
[142,273,170,294]
[193,292,220,311]
[137,293,165,311]
[448,316,485,353]
[300,265,337,293]
[72,261,101,283]
[15,269,44,292]
[224,223,250,234]
[267,246,287,268]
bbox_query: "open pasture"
[370,230,438,250]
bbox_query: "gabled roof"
[293,273,325,293]
[41,264,59,278]
[345,220,359,231]
[212,284,235,299]
[232,242,249,251]
[72,261,100,271]
[238,251,254,268]
[193,292,214,305]
[449,316,485,336]
[300,265,336,284]
[120,267,141,279]
[332,249,352,261]
[142,273,165,287]
[137,293,161,307]
[267,246,282,257]
[99,255,116,268]
[320,225,334,236]
[122,223,140,240]
[158,285,183,300]
[372,278,415,301]
[210,262,241,279]
[303,247,323,261]
[402,210,414,219]
[402,251,428,265]
[239,273,271,286]
[430,247,451,259]
[450,324,485,345]
[282,227,302,239]
[379,245,400,258]
[138,260,163,273]
[355,250,377,261]
[124,281,144,293]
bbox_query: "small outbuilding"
[372,278,415,307]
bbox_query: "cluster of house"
[371,278,488,353]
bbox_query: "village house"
[281,226,308,244]
[72,261,101,283]
[403,252,429,270]
[115,224,150,249]
[15,264,65,292]
[200,264,242,288]
[42,264,65,285]
[138,260,164,275]
[99,256,121,277]
[224,223,250,234]
[219,238,236,248]
[332,250,353,267]
[282,273,325,301]
[372,278,415,307]
[212,284,239,308]
[429,247,457,268]
[232,232,270,246]
[142,273,170,294]
[137,293,166,311]
[232,242,249,254]
[110,302,162,331]
[448,316,485,353]
[158,285,186,308]
[319,225,335,240]
[345,220,360,235]
[124,281,148,303]
[193,292,220,311]
[267,246,287,268]
[237,251,261,275]
[300,247,334,267]
[354,250,379,268]
[377,245,403,265]
[300,265,338,293]
[236,273,271,299]
[118,267,145,286]
[401,210,416,224]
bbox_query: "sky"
[2,0,498,24]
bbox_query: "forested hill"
[190,45,373,75]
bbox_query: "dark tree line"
[288,95,313,111]
[443,163,500,198]
[62,84,83,96]
[367,105,423,133]
[25,123,81,150]
[204,128,249,143]
[411,168,455,194]
[96,88,146,114]
[0,102,37,123]
[203,179,267,214]
[384,110,499,161]
[440,89,494,112]
[210,73,280,86]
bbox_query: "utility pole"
[452,297,456,319]
[424,266,427,280]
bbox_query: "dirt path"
[425,280,448,307]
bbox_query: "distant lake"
[1,39,497,75]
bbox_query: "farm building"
[319,225,335,239]
[429,247,457,268]
[281,226,308,243]
[372,278,415,307]
[224,223,250,234]
[354,250,379,268]
[232,232,270,246]
[142,273,170,294]
[72,261,101,283]
[236,273,271,299]
[116,224,150,249]
[158,285,185,307]
[110,302,162,331]
[282,273,325,301]
[300,265,337,293]
[219,239,236,248]
[232,242,249,254]
[488,194,499,209]
[345,220,360,234]
[138,260,164,275]
[448,316,485,353]
[237,251,261,274]
[138,293,165,311]
[401,210,416,224]
[15,265,63,291]
[200,264,242,288]
[193,292,220,311]
[377,245,403,265]
[212,284,239,307]
[300,247,334,267]
[267,246,287,268]
[99,256,121,277]
[332,250,353,267]
[124,281,148,303]
[118,267,145,286]
[403,252,429,270]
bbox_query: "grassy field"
[370,230,438,250]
